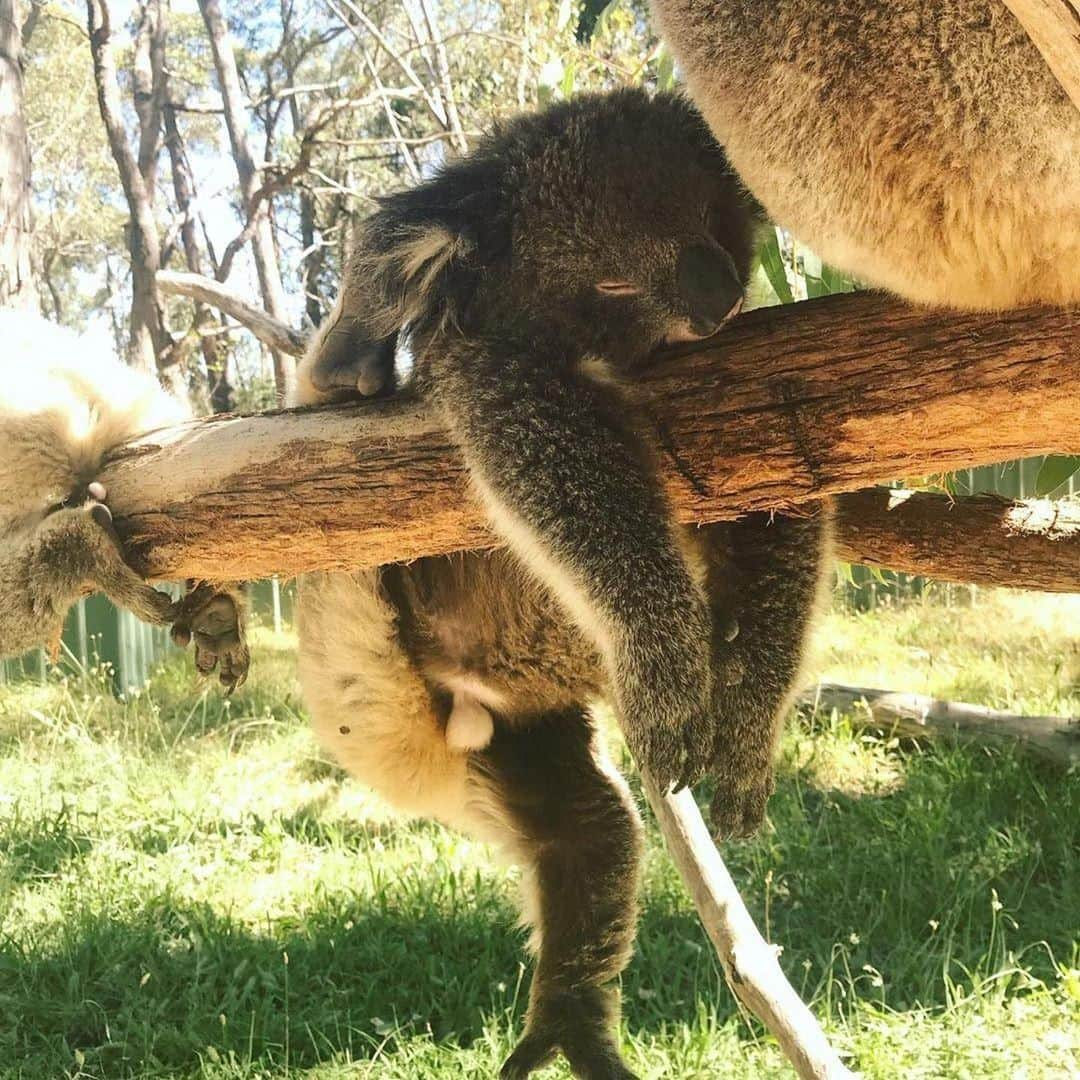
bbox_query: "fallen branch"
[834,489,1080,593]
[98,292,1079,585]
[641,774,854,1080]
[803,683,1080,766]
[1001,0,1080,112]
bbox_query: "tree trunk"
[197,0,294,400]
[0,0,36,310]
[86,0,171,379]
[96,293,1080,584]
[163,103,234,411]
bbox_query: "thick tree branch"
[97,293,1080,584]
[1001,0,1080,112]
[834,489,1080,593]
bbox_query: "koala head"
[353,89,761,372]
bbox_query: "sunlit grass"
[1,593,1077,1078]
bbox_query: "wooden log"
[1001,0,1080,113]
[803,683,1080,766]
[833,489,1080,593]
[99,293,1080,584]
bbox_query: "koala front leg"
[170,582,250,691]
[0,486,175,660]
[435,347,715,791]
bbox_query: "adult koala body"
[650,0,1080,309]
[0,312,248,684]
[294,89,831,1079]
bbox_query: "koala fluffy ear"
[357,178,491,340]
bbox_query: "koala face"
[499,92,760,367]
[355,90,761,376]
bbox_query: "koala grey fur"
[0,312,250,687]
[294,89,832,1080]
[649,0,1080,309]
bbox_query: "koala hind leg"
[475,709,642,1080]
[0,499,176,660]
[703,506,833,839]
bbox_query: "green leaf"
[757,231,794,305]
[1035,455,1080,496]
[656,48,676,91]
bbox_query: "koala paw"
[38,482,175,628]
[170,584,249,692]
[709,764,774,840]
[500,990,638,1080]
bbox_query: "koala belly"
[295,554,603,830]
[652,0,1080,309]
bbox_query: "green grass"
[1,591,1077,1078]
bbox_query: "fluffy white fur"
[0,313,186,658]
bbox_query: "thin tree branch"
[1001,0,1080,112]
[642,774,855,1080]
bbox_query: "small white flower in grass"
[219,1014,227,1027]
[848,932,860,945]
[990,889,1003,913]
[928,919,939,932]
[139,971,151,987]
[282,950,289,965]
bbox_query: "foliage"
[0,595,1077,1077]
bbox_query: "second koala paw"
[709,765,774,840]
[171,585,249,692]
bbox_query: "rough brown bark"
[197,0,295,399]
[0,0,37,310]
[96,293,1080,584]
[804,683,1080,766]
[834,489,1080,593]
[1001,0,1080,112]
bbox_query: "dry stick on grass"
[642,774,855,1080]
[122,287,1076,1079]
[803,683,1080,767]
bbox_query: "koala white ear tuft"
[396,225,471,298]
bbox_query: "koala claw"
[500,991,639,1080]
[709,768,774,840]
[170,585,249,692]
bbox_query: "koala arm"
[433,344,714,790]
[0,500,175,661]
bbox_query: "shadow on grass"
[1,742,1077,1076]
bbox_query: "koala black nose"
[676,243,744,336]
